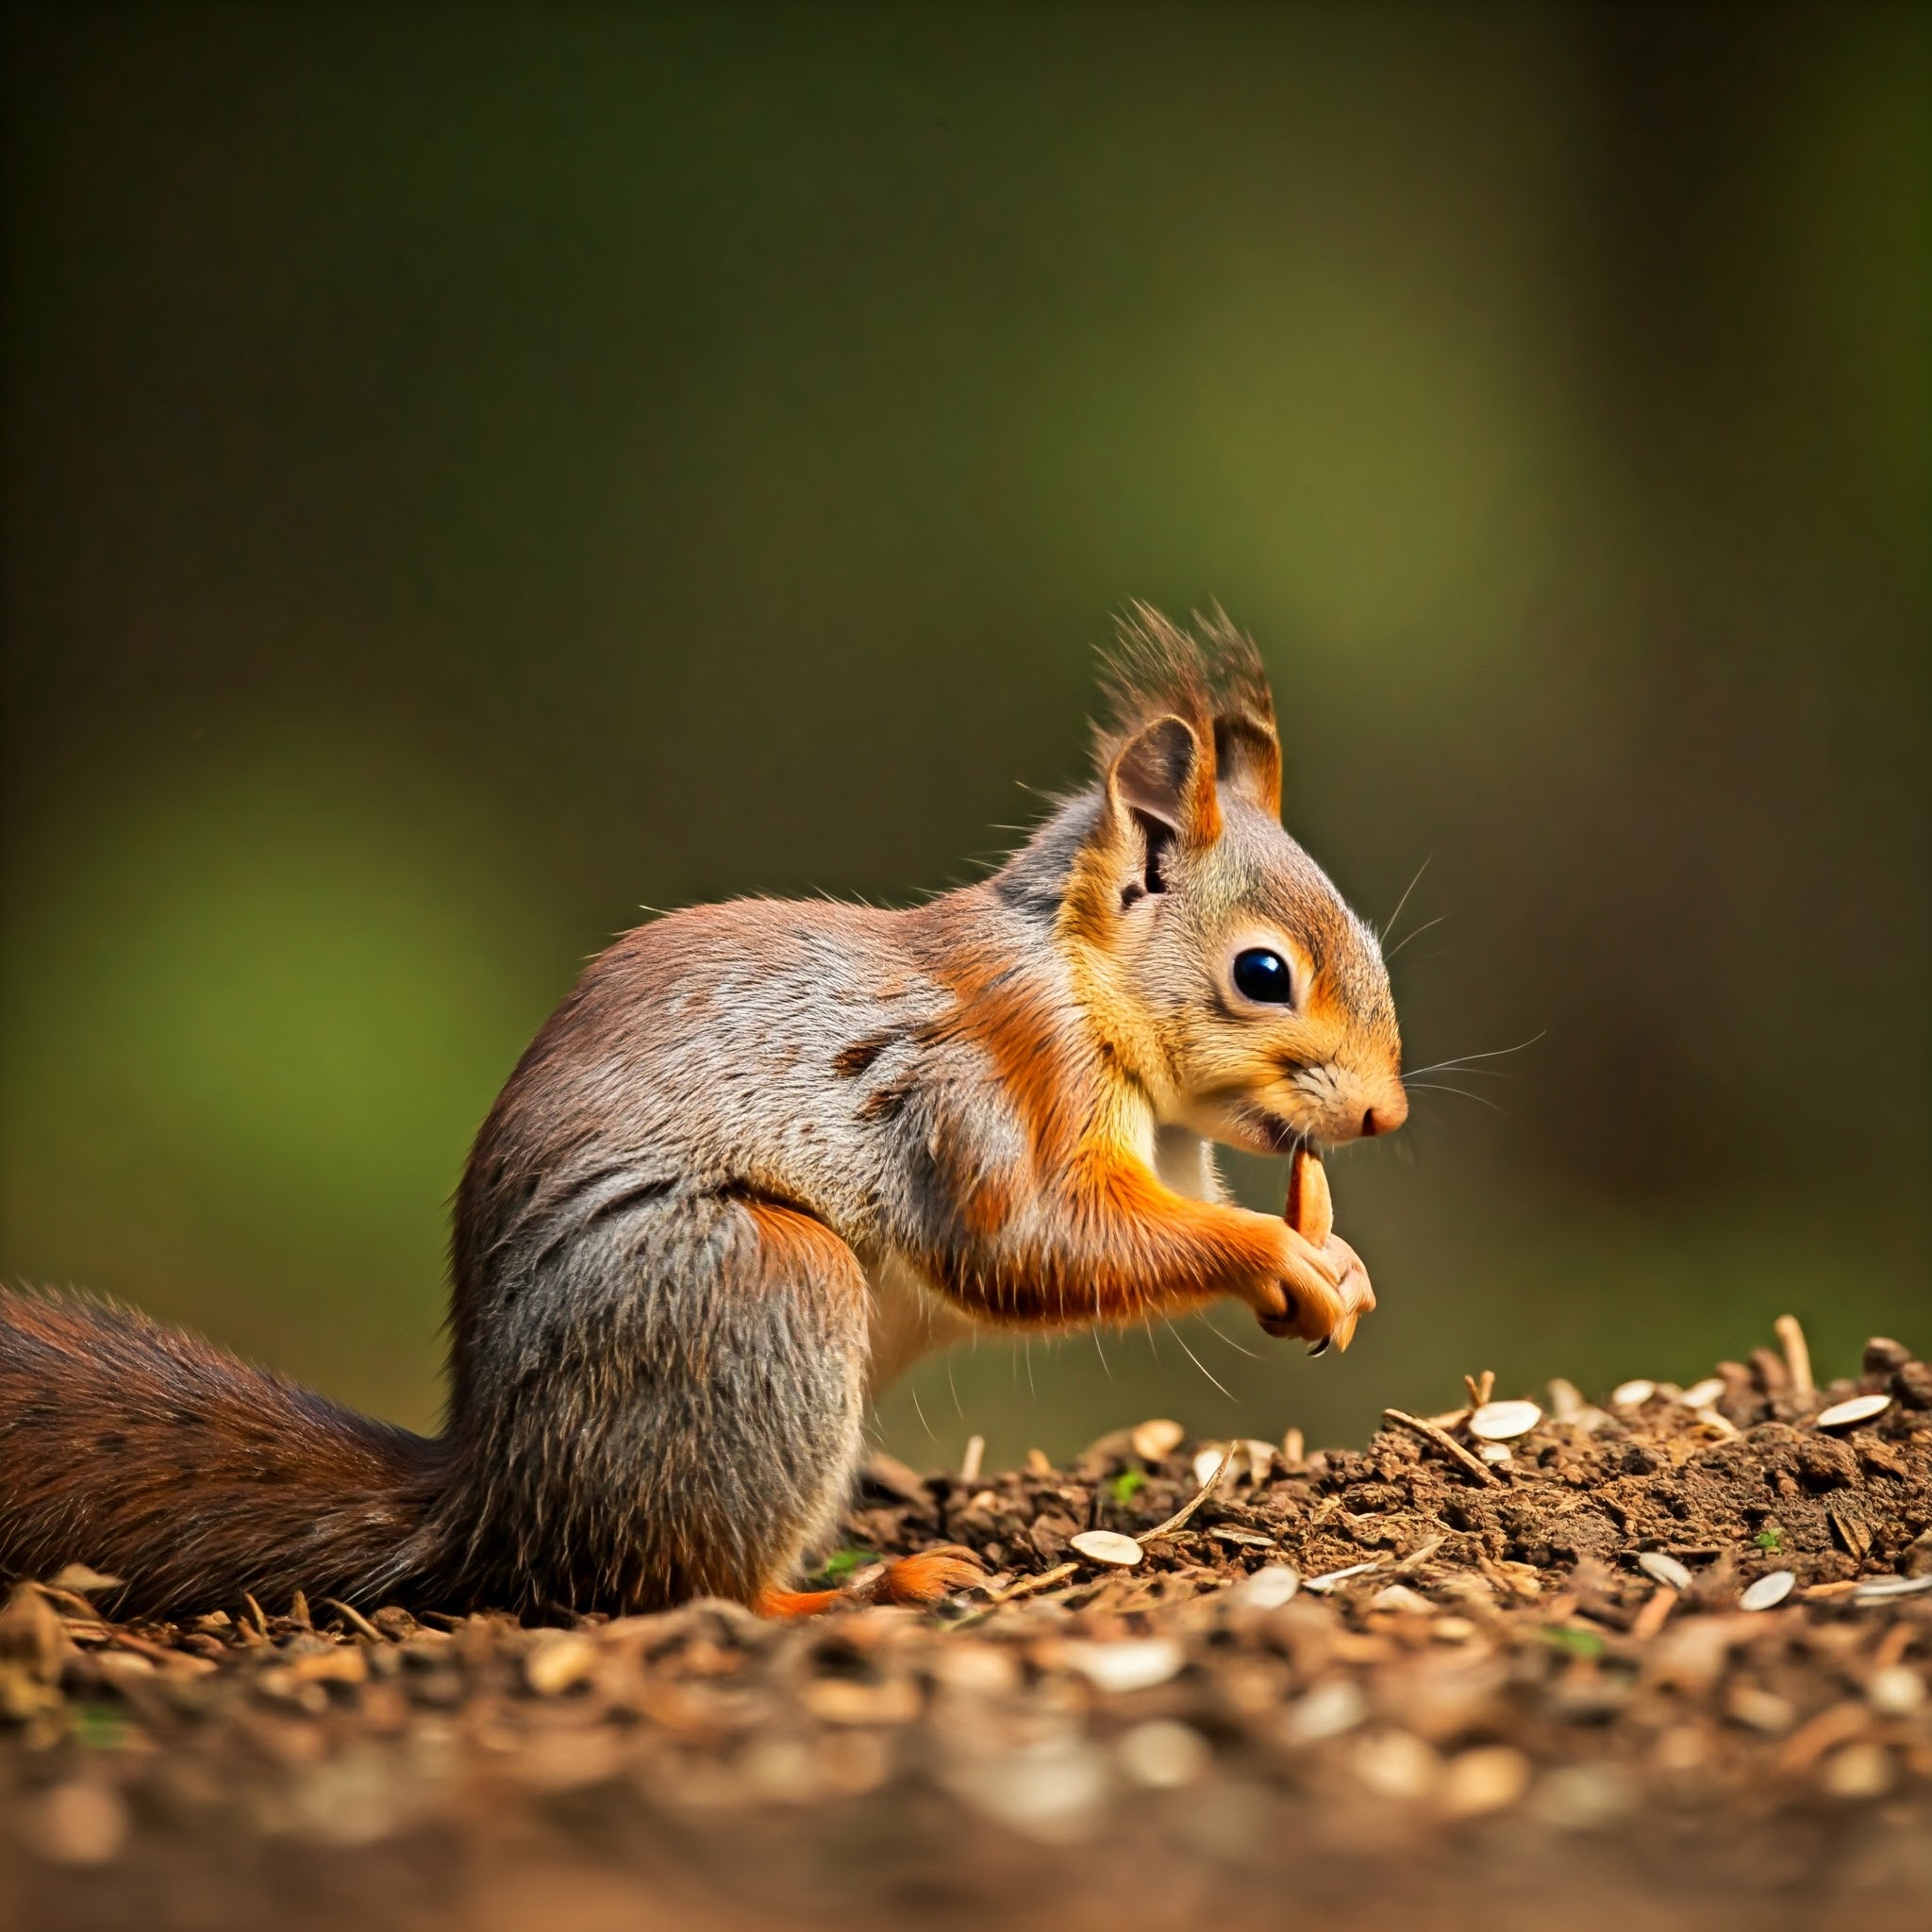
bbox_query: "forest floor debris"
[2,1322,1930,1931]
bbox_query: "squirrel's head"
[1059,606,1407,1155]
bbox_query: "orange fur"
[754,1550,984,1619]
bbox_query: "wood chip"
[324,1599,384,1641]
[1304,1559,1386,1594]
[1382,1407,1504,1488]
[1829,1505,1874,1559]
[991,1561,1080,1604]
[1774,1314,1814,1395]
[525,1632,598,1696]
[1740,1571,1795,1611]
[1069,1531,1143,1569]
[1638,1552,1693,1592]
[1814,1392,1891,1430]
[1369,1583,1435,1615]
[1630,1584,1677,1641]
[1468,1399,1541,1441]
[47,1565,123,1594]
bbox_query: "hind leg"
[450,1187,976,1615]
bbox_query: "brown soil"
[3,1324,1929,1932]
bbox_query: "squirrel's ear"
[1213,712,1282,820]
[1106,712,1222,852]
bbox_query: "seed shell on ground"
[1468,1399,1541,1441]
[1129,1418,1185,1461]
[1234,1566,1300,1609]
[1678,1377,1727,1409]
[1062,1639,1184,1694]
[1851,1574,1932,1604]
[1069,1530,1143,1569]
[1814,1392,1892,1430]
[1638,1552,1693,1592]
[1740,1571,1795,1611]
[1611,1379,1657,1407]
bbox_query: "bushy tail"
[0,1290,446,1619]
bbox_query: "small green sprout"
[813,1548,874,1585]
[70,1704,128,1750]
[1540,1624,1606,1659]
[1109,1468,1148,1505]
[1755,1526,1783,1553]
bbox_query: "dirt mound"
[2,1324,1928,1932]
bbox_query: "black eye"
[1232,948,1295,1005]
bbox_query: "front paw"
[1255,1229,1375,1354]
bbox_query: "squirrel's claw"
[1257,1230,1374,1354]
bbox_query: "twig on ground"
[1138,1446,1238,1541]
[1383,1407,1504,1488]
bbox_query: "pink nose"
[1361,1089,1409,1138]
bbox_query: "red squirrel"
[0,608,1406,1621]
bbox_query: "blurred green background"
[3,5,1926,1471]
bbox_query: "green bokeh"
[3,6,1926,1455]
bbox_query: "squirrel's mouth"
[1248,1108,1316,1158]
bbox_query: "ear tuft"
[1093,603,1284,820]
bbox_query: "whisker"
[1198,1311,1264,1360]
[1404,1081,1507,1114]
[1379,856,1432,949]
[1092,1326,1114,1381]
[1403,1031,1546,1080]
[908,1378,938,1442]
[1384,914,1447,962]
[1164,1318,1235,1400]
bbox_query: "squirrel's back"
[0,1291,445,1617]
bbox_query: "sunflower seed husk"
[1062,1638,1183,1693]
[1069,1530,1143,1569]
[1740,1570,1795,1611]
[1208,1526,1276,1549]
[1679,1377,1727,1410]
[1814,1392,1892,1430]
[1129,1419,1185,1462]
[1611,1379,1657,1408]
[1638,1552,1693,1592]
[1851,1574,1932,1604]
[1233,1566,1301,1609]
[1468,1400,1541,1441]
